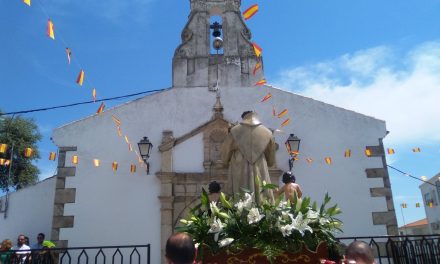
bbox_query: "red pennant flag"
[76,70,85,86]
[253,60,262,75]
[272,106,276,117]
[281,118,290,127]
[243,4,259,20]
[96,102,105,114]
[112,162,118,171]
[344,149,351,157]
[277,109,288,118]
[325,157,332,165]
[112,115,121,127]
[66,48,72,64]
[47,19,55,40]
[255,78,267,86]
[128,143,133,152]
[252,42,262,57]
[260,93,272,102]
[49,152,57,161]
[92,88,97,102]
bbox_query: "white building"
[0,1,398,263]
[419,172,440,234]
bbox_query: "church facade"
[0,1,397,263]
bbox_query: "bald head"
[345,241,375,264]
[165,233,195,264]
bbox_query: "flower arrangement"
[177,179,343,262]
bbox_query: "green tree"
[0,114,42,192]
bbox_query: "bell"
[213,37,223,50]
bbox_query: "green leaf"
[262,183,278,190]
[312,201,317,211]
[201,188,209,209]
[219,192,232,209]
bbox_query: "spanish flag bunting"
[24,147,33,158]
[401,203,407,208]
[138,156,144,164]
[242,4,259,20]
[124,135,130,144]
[93,159,100,167]
[306,158,313,164]
[96,102,105,114]
[416,202,420,208]
[412,147,421,153]
[277,109,288,118]
[112,162,118,171]
[128,143,133,152]
[260,93,272,102]
[92,88,97,102]
[254,78,267,86]
[344,149,351,157]
[4,160,10,166]
[66,48,72,64]
[117,127,122,137]
[365,149,372,157]
[272,106,276,117]
[0,144,7,153]
[325,157,332,164]
[253,60,262,75]
[421,176,427,181]
[72,155,78,164]
[76,70,85,86]
[252,42,262,57]
[293,156,299,161]
[130,164,136,173]
[387,148,395,155]
[0,159,5,166]
[112,115,121,127]
[429,202,433,208]
[49,152,57,161]
[47,19,55,40]
[23,0,31,6]
[290,150,299,156]
[281,118,290,127]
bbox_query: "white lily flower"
[235,201,245,213]
[243,193,253,208]
[247,208,264,224]
[210,201,220,214]
[281,211,293,221]
[218,238,234,248]
[278,201,289,209]
[291,212,313,236]
[279,224,294,237]
[319,216,330,225]
[306,210,319,222]
[208,217,225,234]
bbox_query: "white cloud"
[275,41,440,145]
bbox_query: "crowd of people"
[0,233,54,263]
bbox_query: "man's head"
[37,233,45,244]
[345,241,375,264]
[282,171,296,184]
[17,235,26,246]
[165,233,195,264]
[1,239,13,251]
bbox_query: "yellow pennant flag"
[0,159,5,166]
[365,149,372,157]
[416,202,420,208]
[277,109,288,118]
[421,176,427,181]
[92,88,97,102]
[47,19,55,40]
[23,0,31,6]
[76,70,85,86]
[124,135,130,144]
[117,127,122,137]
[0,144,7,153]
[24,147,33,158]
[254,78,267,86]
[93,159,100,167]
[306,158,313,164]
[281,118,290,127]
[412,147,421,153]
[243,4,259,20]
[72,155,78,164]
[387,148,395,155]
[253,60,262,75]
[252,42,262,57]
[66,48,72,64]
[112,115,122,127]
[429,202,433,208]
[344,149,351,157]
[260,93,272,103]
[401,203,407,208]
[49,152,57,161]
[325,157,332,164]
[96,102,105,114]
[112,162,118,171]
[4,160,10,166]
[130,164,136,173]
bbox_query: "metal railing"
[337,235,440,264]
[0,244,151,264]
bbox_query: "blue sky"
[1,0,439,228]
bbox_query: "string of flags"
[401,202,433,208]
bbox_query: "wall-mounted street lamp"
[137,137,153,174]
[285,134,301,171]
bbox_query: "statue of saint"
[221,111,276,204]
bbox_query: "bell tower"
[172,0,264,88]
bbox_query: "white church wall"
[52,86,392,262]
[0,176,56,245]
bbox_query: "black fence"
[0,244,150,264]
[337,235,440,264]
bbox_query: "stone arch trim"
[50,146,77,248]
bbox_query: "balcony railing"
[337,235,440,264]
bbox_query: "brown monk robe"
[221,111,276,204]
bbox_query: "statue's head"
[240,111,261,126]
[282,171,296,184]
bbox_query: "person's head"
[282,171,296,184]
[345,241,375,264]
[37,233,45,244]
[17,234,26,246]
[165,233,196,264]
[24,236,30,245]
[1,239,13,251]
[208,181,221,194]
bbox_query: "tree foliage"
[0,114,42,192]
